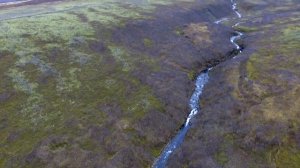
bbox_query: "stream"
[152,0,243,167]
[0,0,30,5]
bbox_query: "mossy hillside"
[1,48,163,166]
[246,27,300,109]
[0,0,183,165]
[205,7,300,167]
[234,8,300,35]
[239,0,299,18]
[0,0,195,22]
[242,23,300,167]
[246,25,300,82]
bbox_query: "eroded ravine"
[152,0,244,167]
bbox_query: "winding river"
[152,0,243,167]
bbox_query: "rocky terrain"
[0,0,299,167]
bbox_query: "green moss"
[57,68,82,92]
[143,38,153,47]
[79,138,98,151]
[182,165,189,168]
[150,147,162,157]
[275,147,300,168]
[188,70,197,80]
[281,26,300,44]
[214,151,229,166]
[246,55,260,80]
[235,25,259,33]
[0,159,4,168]
[50,141,70,151]
[1,129,46,156]
[246,25,300,81]
[213,134,236,167]
[241,16,300,167]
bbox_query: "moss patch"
[235,25,259,33]
[143,38,153,47]
[275,147,300,168]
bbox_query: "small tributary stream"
[152,0,243,167]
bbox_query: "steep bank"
[168,0,300,167]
